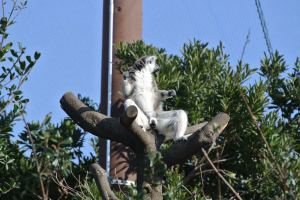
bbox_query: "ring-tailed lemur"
[121,55,190,141]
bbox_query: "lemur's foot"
[168,89,176,97]
[139,125,146,132]
[174,135,189,142]
[149,117,157,129]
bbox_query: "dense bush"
[114,40,300,199]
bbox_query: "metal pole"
[106,0,114,177]
[100,0,142,187]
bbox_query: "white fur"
[122,56,190,141]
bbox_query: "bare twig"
[236,30,284,180]
[220,133,227,157]
[9,2,25,26]
[240,28,250,61]
[197,142,215,167]
[181,185,196,200]
[199,166,207,200]
[52,172,87,199]
[78,131,87,177]
[52,169,97,200]
[7,0,17,24]
[1,0,4,19]
[202,148,242,200]
[216,139,221,200]
[21,111,46,200]
[114,168,127,199]
[0,185,14,194]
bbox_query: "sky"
[3,0,300,157]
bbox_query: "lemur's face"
[145,56,161,73]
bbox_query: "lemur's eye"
[149,61,152,64]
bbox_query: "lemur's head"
[133,55,161,74]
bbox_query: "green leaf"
[155,164,167,174]
[20,60,26,70]
[3,42,13,51]
[52,158,58,166]
[1,126,13,133]
[26,55,32,62]
[0,50,4,58]
[24,61,35,74]
[0,17,8,26]
[7,159,15,164]
[10,49,18,57]
[151,181,160,187]
[61,137,73,144]
[8,57,14,62]
[4,33,9,39]
[20,99,29,103]
[45,152,52,159]
[18,42,22,51]
[34,52,41,60]
[14,66,21,75]
[13,90,23,95]
[13,104,18,113]
[137,189,147,198]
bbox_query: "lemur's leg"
[156,110,188,141]
[124,99,150,131]
[142,110,157,129]
[134,96,158,129]
[157,89,176,100]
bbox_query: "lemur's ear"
[133,58,145,71]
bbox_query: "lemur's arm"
[158,89,176,100]
[121,71,135,97]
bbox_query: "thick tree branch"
[185,121,209,135]
[89,164,120,200]
[161,112,229,167]
[119,106,156,150]
[60,92,135,150]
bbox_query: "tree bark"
[60,92,230,200]
[89,164,120,200]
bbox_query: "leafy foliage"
[114,40,300,199]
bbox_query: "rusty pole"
[100,0,142,185]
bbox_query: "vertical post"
[100,0,142,185]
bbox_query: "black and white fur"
[121,56,189,141]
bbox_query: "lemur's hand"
[168,89,176,97]
[149,117,157,129]
[123,71,129,80]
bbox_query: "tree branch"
[202,149,242,200]
[119,105,155,150]
[89,163,120,200]
[60,92,136,150]
[160,121,208,143]
[161,112,229,167]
